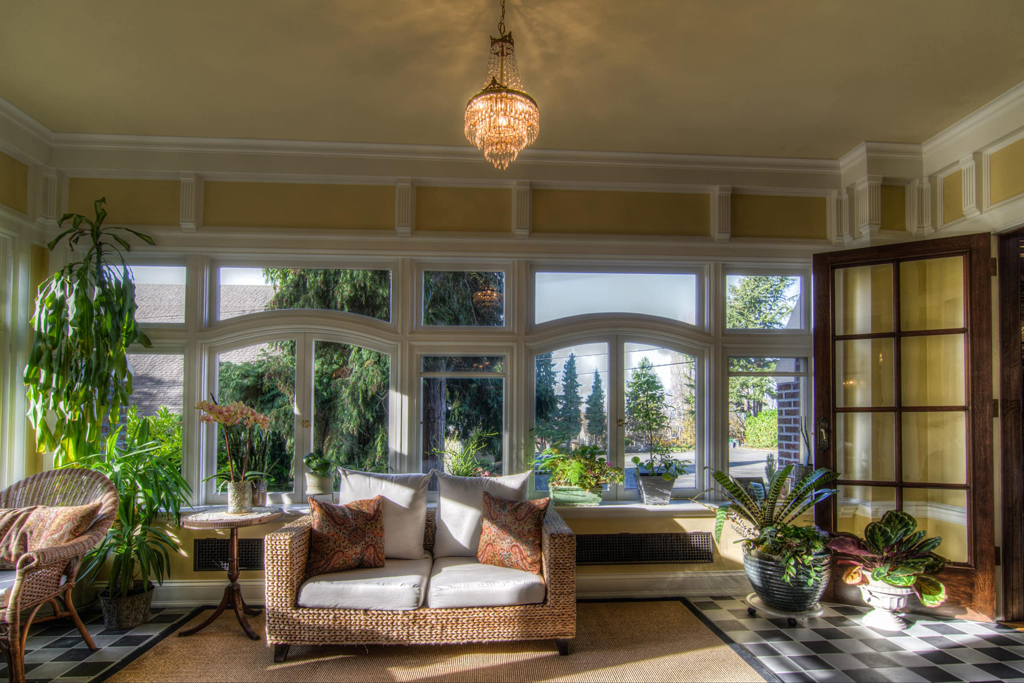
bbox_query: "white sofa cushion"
[297,556,432,611]
[0,571,66,607]
[426,556,546,609]
[338,468,431,560]
[433,470,530,558]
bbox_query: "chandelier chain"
[498,0,506,35]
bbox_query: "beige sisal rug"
[108,601,764,683]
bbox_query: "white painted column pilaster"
[180,173,203,231]
[853,175,882,237]
[512,181,530,239]
[711,186,731,242]
[395,179,414,237]
[960,154,980,219]
[907,178,933,236]
[833,187,851,245]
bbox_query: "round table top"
[181,506,284,530]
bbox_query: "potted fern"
[700,459,838,612]
[536,444,624,506]
[829,510,947,630]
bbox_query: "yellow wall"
[730,194,827,239]
[989,137,1024,205]
[416,187,510,233]
[532,189,710,237]
[0,152,28,214]
[68,178,180,226]
[942,170,964,225]
[204,181,393,230]
[880,185,906,231]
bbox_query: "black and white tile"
[1,607,198,683]
[691,595,1024,683]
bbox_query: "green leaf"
[914,574,947,607]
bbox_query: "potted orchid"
[197,399,271,513]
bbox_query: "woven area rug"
[103,600,765,682]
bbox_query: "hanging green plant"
[23,197,154,465]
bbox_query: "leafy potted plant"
[631,450,691,505]
[24,198,154,466]
[303,452,335,495]
[434,429,499,477]
[536,444,624,506]
[79,419,192,630]
[198,399,271,513]
[829,510,947,630]
[701,461,838,612]
[625,356,689,504]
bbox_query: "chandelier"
[464,0,540,170]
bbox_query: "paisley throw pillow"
[307,496,385,576]
[23,502,101,552]
[477,492,550,575]
[0,507,39,570]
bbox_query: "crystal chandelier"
[464,0,540,170]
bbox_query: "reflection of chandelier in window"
[464,0,540,170]
[472,286,502,316]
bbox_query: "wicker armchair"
[265,507,576,661]
[0,469,118,683]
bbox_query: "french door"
[812,234,995,621]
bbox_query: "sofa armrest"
[541,508,575,610]
[264,516,312,610]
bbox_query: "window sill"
[552,501,720,519]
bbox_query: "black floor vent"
[575,532,714,565]
[193,538,265,572]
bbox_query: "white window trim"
[414,260,515,334]
[720,264,812,336]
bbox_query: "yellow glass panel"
[836,339,895,407]
[835,264,894,336]
[900,257,964,332]
[836,413,895,482]
[901,334,965,407]
[837,485,895,538]
[904,488,968,563]
[902,412,967,484]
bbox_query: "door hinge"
[995,546,1002,566]
[994,399,1000,418]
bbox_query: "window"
[534,272,698,325]
[218,267,391,321]
[421,356,504,477]
[727,357,808,479]
[725,274,803,330]
[127,352,185,472]
[422,271,504,326]
[122,266,186,324]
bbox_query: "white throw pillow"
[337,469,431,560]
[433,470,531,558]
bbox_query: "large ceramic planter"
[744,549,829,613]
[636,474,676,505]
[858,579,916,631]
[549,485,603,507]
[226,481,252,514]
[305,473,333,496]
[99,581,154,630]
[250,479,268,507]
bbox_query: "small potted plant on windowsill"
[829,510,947,630]
[304,452,335,496]
[536,444,624,506]
[632,449,691,505]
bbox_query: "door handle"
[616,419,625,427]
[302,420,310,428]
[816,416,830,452]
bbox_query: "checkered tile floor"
[0,607,198,683]
[691,595,1024,683]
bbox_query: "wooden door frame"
[812,233,996,621]
[998,227,1024,622]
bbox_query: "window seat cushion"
[426,556,546,609]
[297,555,432,611]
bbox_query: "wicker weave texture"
[264,507,576,647]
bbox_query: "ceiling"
[1,0,1023,160]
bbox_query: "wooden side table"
[178,506,284,640]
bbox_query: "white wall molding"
[960,153,981,219]
[711,186,731,242]
[394,178,414,237]
[981,127,1024,211]
[576,570,750,599]
[833,188,851,244]
[853,175,882,237]
[512,180,531,239]
[839,142,923,187]
[179,173,203,232]
[908,178,934,236]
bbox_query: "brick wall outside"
[776,381,802,466]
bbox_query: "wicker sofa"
[264,506,576,661]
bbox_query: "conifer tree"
[585,371,607,447]
[625,356,669,459]
[556,353,583,446]
[534,352,559,444]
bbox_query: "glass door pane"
[217,342,296,493]
[623,343,697,493]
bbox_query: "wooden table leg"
[179,528,260,640]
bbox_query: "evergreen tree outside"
[625,356,670,459]
[534,352,559,446]
[585,371,607,447]
[555,353,583,446]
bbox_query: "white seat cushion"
[298,556,432,611]
[0,571,16,605]
[433,470,531,558]
[338,469,431,560]
[426,557,546,609]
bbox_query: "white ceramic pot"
[305,473,333,496]
[226,481,253,514]
[858,579,916,630]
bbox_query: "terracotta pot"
[858,579,916,630]
[226,481,252,514]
